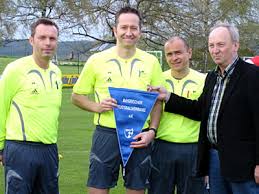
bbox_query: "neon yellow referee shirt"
[73,47,163,128]
[156,69,205,143]
[0,56,62,150]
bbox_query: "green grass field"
[0,57,126,193]
[0,88,126,194]
[0,56,84,74]
[0,57,17,73]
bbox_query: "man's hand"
[204,176,209,189]
[0,153,3,166]
[147,85,170,101]
[71,93,117,113]
[130,130,155,148]
[255,165,259,184]
[97,98,117,113]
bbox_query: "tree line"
[0,0,258,71]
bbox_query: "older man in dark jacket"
[150,21,259,194]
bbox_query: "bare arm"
[71,93,117,113]
[130,100,162,148]
[149,100,162,129]
[0,152,3,166]
[255,165,259,184]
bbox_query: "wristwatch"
[149,127,157,135]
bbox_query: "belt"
[211,143,219,150]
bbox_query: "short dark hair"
[165,36,190,50]
[31,18,59,37]
[115,6,142,28]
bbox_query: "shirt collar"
[215,55,239,78]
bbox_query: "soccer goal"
[146,50,163,66]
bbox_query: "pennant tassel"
[123,167,126,177]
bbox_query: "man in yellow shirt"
[149,37,205,194]
[72,6,163,194]
[0,18,62,194]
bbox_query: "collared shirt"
[73,46,163,128]
[156,68,205,143]
[207,56,238,144]
[0,56,62,150]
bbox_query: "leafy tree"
[0,0,17,44]
[60,0,258,71]
[0,0,258,71]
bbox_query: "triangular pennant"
[108,87,158,166]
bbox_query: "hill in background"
[0,40,95,61]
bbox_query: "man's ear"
[29,36,33,46]
[113,27,117,38]
[234,42,240,52]
[188,48,192,59]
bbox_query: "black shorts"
[4,140,59,194]
[87,125,152,190]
